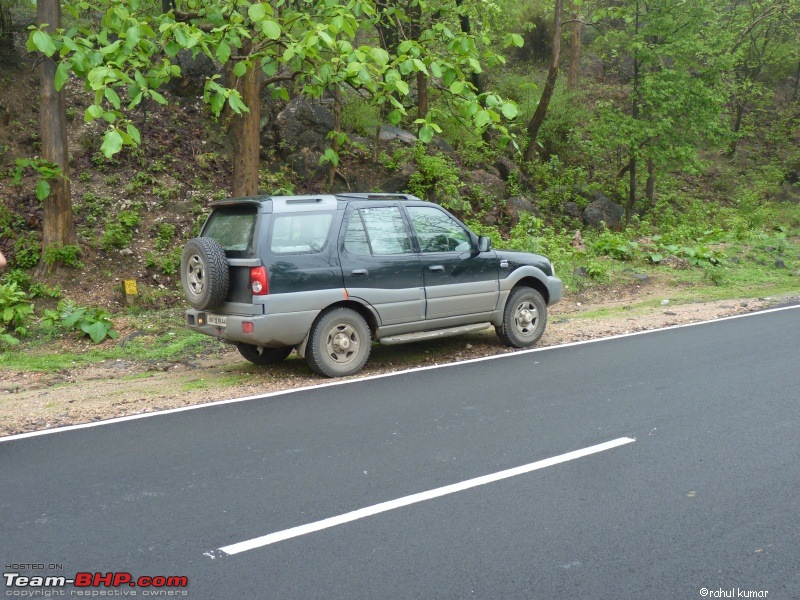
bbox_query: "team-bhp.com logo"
[4,572,188,595]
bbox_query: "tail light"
[250,266,268,295]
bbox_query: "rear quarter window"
[270,212,334,254]
[203,205,258,257]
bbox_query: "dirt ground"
[2,281,795,437]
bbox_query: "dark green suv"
[181,193,562,377]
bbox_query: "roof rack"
[335,193,423,202]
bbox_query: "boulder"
[167,50,219,97]
[465,169,506,202]
[274,96,334,157]
[564,201,583,220]
[505,196,540,224]
[582,193,625,230]
[379,125,417,145]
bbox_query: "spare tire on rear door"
[181,237,229,310]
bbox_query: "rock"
[167,51,219,97]
[631,273,649,282]
[505,195,540,224]
[571,230,585,251]
[119,248,134,256]
[661,255,691,270]
[494,157,516,181]
[564,201,583,220]
[430,136,455,154]
[377,164,415,194]
[465,169,506,201]
[660,299,670,306]
[740,301,749,307]
[379,125,417,145]
[582,194,625,230]
[573,267,588,278]
[274,96,334,157]
[775,259,786,268]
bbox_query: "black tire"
[237,343,293,366]
[181,237,229,311]
[306,308,371,377]
[495,286,547,348]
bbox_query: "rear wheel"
[181,237,229,310]
[496,286,547,348]
[306,308,371,377]
[237,343,292,366]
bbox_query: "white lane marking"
[216,437,636,556]
[2,303,798,443]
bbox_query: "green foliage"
[0,281,34,342]
[342,94,380,137]
[408,145,468,212]
[13,233,41,269]
[153,222,176,252]
[12,158,62,200]
[42,300,119,344]
[591,231,640,261]
[42,244,83,269]
[145,248,181,276]
[102,210,140,250]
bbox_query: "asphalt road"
[2,307,799,600]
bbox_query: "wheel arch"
[511,276,550,305]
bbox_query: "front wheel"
[496,287,547,348]
[237,343,293,366]
[306,308,371,377]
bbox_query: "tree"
[31,0,76,274]
[525,0,564,161]
[591,0,730,221]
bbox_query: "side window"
[407,206,471,253]
[270,213,334,254]
[344,207,412,256]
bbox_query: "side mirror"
[477,236,491,253]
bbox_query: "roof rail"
[335,193,423,202]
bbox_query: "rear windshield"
[203,205,257,257]
[270,212,334,254]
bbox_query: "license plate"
[207,314,227,327]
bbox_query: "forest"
[0,0,798,352]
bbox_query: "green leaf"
[449,80,465,95]
[101,130,124,158]
[36,180,51,201]
[84,105,104,122]
[418,124,434,144]
[126,123,141,145]
[81,321,110,343]
[104,87,121,110]
[369,47,389,66]
[149,90,168,105]
[233,61,248,78]
[320,148,339,167]
[248,3,267,22]
[32,30,57,57]
[261,20,281,40]
[395,79,409,96]
[216,41,231,64]
[500,103,518,120]
[54,62,70,91]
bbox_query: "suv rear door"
[339,202,425,325]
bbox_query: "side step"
[379,323,492,346]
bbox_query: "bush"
[0,281,34,344]
[42,299,118,343]
[102,210,140,250]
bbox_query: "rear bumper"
[185,309,317,347]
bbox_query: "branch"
[729,4,784,55]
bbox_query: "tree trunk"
[416,71,428,123]
[525,0,563,162]
[0,1,13,56]
[230,58,261,197]
[645,157,655,205]
[627,155,636,225]
[36,0,75,277]
[567,1,581,93]
[728,100,745,156]
[327,85,342,190]
[794,58,800,102]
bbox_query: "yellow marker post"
[123,279,138,305]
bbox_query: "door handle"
[428,265,445,272]
[350,269,368,277]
